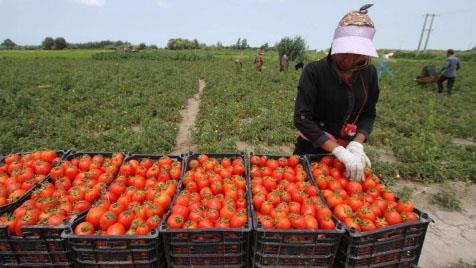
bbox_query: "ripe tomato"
[230,211,247,228]
[334,204,353,221]
[289,214,306,229]
[106,222,125,235]
[259,215,274,228]
[384,209,402,225]
[401,211,419,222]
[318,214,336,230]
[47,214,66,226]
[99,211,117,231]
[396,199,414,213]
[288,155,299,167]
[343,217,361,232]
[360,219,377,232]
[356,205,376,222]
[375,217,388,229]
[326,192,344,209]
[345,181,363,195]
[75,222,95,235]
[274,216,291,229]
[304,215,318,230]
[146,215,161,229]
[135,223,150,235]
[167,213,184,229]
[118,209,135,229]
[382,191,396,202]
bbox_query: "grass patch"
[431,185,463,211]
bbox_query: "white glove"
[346,141,371,170]
[332,146,364,181]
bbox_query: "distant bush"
[393,50,442,60]
[92,50,214,61]
[276,36,306,62]
[167,38,200,50]
[1,39,16,49]
[458,51,476,61]
[392,50,476,61]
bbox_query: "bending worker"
[293,4,380,181]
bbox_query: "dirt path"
[392,180,476,267]
[170,79,205,154]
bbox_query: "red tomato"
[106,222,126,235]
[75,222,95,235]
[167,213,185,229]
[99,211,117,231]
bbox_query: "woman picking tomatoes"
[293,4,379,181]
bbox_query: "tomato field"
[1,49,474,183]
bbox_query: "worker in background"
[438,49,460,96]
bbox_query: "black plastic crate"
[0,217,73,267]
[160,152,252,268]
[249,153,345,268]
[0,150,70,214]
[62,213,166,268]
[62,153,184,268]
[305,154,432,268]
[334,211,430,268]
[0,151,124,267]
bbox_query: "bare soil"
[170,79,205,154]
[392,180,476,267]
[453,138,476,147]
[131,124,140,133]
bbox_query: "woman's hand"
[332,146,364,180]
[346,141,371,172]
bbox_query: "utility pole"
[416,13,437,55]
[423,14,437,51]
[416,14,429,53]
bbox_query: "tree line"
[1,36,308,61]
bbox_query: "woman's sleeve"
[294,64,330,148]
[356,65,380,139]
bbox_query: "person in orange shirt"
[254,51,264,72]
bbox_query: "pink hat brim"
[331,35,378,57]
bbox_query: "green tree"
[138,43,146,50]
[276,36,306,61]
[1,39,16,49]
[234,38,241,49]
[241,38,249,49]
[54,37,67,50]
[167,38,201,50]
[42,37,55,50]
[260,42,269,51]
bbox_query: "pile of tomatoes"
[0,151,60,207]
[311,156,418,232]
[0,153,124,236]
[74,156,181,235]
[166,154,248,229]
[251,155,336,230]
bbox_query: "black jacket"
[294,57,380,148]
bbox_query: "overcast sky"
[1,0,475,50]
